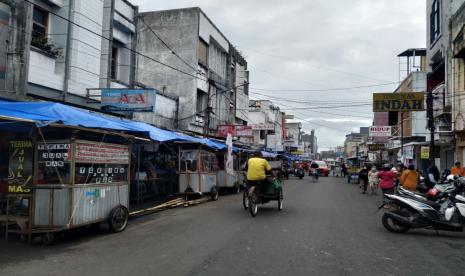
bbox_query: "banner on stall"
[8,140,33,194]
[373,92,425,112]
[369,126,391,137]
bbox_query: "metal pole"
[401,112,404,163]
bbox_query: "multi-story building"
[302,129,318,158]
[450,2,465,165]
[248,100,285,150]
[0,0,181,129]
[136,7,249,136]
[284,120,303,154]
[426,0,465,170]
[344,131,365,158]
[0,0,137,105]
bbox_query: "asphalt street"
[2,176,465,276]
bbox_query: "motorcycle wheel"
[242,189,249,210]
[249,192,258,217]
[299,175,303,179]
[382,210,411,233]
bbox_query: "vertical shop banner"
[226,133,234,175]
[8,140,33,193]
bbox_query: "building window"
[31,6,49,47]
[430,0,440,44]
[196,90,205,113]
[111,46,118,80]
[198,39,208,66]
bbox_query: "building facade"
[247,100,284,150]
[426,0,465,170]
[136,8,249,136]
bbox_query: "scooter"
[381,177,465,234]
[295,168,305,179]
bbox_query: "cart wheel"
[42,233,55,245]
[278,188,283,211]
[249,192,258,217]
[243,189,249,210]
[210,187,219,201]
[108,205,129,233]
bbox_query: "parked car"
[314,161,330,176]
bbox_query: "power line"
[250,81,398,92]
[138,17,200,73]
[22,0,205,82]
[237,45,393,83]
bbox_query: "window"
[111,46,118,80]
[430,0,440,44]
[198,39,208,66]
[196,90,205,113]
[31,6,48,47]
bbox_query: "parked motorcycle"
[381,176,465,234]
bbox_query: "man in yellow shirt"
[247,152,272,188]
[451,161,465,176]
[400,164,419,191]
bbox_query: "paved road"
[2,176,465,275]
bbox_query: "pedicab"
[242,156,284,217]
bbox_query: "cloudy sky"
[133,0,426,150]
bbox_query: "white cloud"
[131,0,426,150]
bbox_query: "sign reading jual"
[369,126,392,137]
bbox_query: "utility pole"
[400,112,404,162]
[427,89,435,163]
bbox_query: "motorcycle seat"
[415,197,441,210]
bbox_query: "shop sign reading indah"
[373,92,425,112]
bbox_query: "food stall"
[217,150,247,194]
[29,139,131,243]
[178,147,219,200]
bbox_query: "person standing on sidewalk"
[378,164,397,208]
[368,166,379,194]
[400,164,420,191]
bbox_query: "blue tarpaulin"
[0,102,226,149]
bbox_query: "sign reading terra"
[373,92,425,112]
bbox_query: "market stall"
[178,145,219,200]
[216,150,243,194]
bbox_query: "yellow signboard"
[420,146,429,159]
[373,92,425,112]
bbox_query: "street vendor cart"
[178,148,219,200]
[216,150,247,194]
[26,139,131,243]
[346,157,361,183]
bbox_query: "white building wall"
[410,72,430,140]
[28,50,64,91]
[199,12,229,52]
[67,0,104,96]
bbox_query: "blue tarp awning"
[0,102,226,149]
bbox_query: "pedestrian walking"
[359,164,371,194]
[451,161,465,177]
[378,164,397,208]
[368,166,379,194]
[400,164,420,191]
[341,163,348,177]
